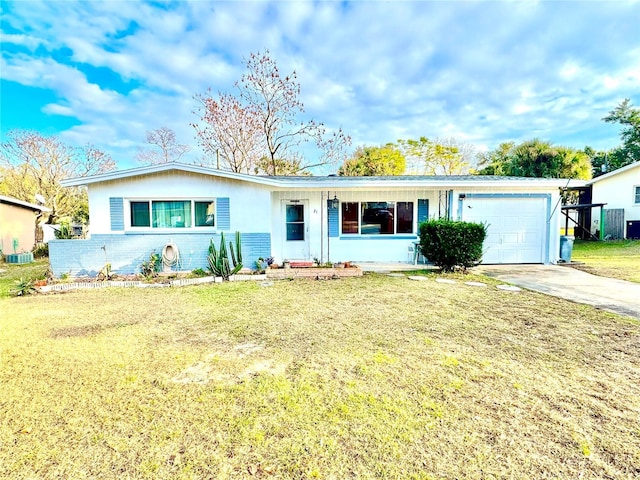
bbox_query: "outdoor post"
[327,191,330,263]
[600,206,605,240]
[320,191,324,264]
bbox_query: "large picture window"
[341,201,414,235]
[129,199,215,229]
[362,202,395,234]
[153,201,191,228]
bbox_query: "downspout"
[448,190,454,220]
[320,191,324,263]
[327,191,330,263]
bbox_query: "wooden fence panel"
[604,209,624,239]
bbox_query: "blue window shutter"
[216,197,230,230]
[110,197,124,231]
[328,200,339,237]
[417,199,429,225]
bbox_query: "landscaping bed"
[266,265,363,280]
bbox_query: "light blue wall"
[49,232,271,277]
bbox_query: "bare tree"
[193,92,263,173]
[193,50,350,175]
[0,130,116,223]
[136,127,191,165]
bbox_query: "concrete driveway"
[474,264,640,320]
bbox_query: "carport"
[561,203,607,240]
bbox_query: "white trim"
[281,199,309,259]
[125,197,217,232]
[634,185,640,205]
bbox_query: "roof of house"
[61,162,585,189]
[0,195,51,212]
[588,161,640,185]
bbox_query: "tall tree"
[601,98,640,169]
[338,144,406,176]
[0,130,116,224]
[397,137,471,175]
[194,50,351,175]
[476,139,591,179]
[193,92,263,173]
[475,142,515,175]
[136,127,191,165]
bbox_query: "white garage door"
[461,197,546,264]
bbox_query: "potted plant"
[255,258,267,273]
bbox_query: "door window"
[286,204,305,241]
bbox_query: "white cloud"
[1,0,639,166]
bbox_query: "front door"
[282,201,309,259]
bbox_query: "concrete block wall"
[49,232,271,278]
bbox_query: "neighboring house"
[588,161,640,239]
[0,195,50,255]
[50,162,572,277]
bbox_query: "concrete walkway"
[474,264,640,320]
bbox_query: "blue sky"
[1,0,639,172]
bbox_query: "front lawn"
[571,239,640,283]
[1,272,639,479]
[0,257,49,298]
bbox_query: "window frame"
[634,185,640,205]
[126,198,217,231]
[340,200,415,236]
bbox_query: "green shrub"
[12,278,36,297]
[54,221,73,239]
[140,252,160,278]
[32,243,49,258]
[191,268,208,277]
[419,219,488,272]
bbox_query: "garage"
[460,195,548,264]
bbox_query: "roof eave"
[271,178,585,189]
[60,162,584,190]
[0,195,52,212]
[60,162,280,187]
[588,161,640,185]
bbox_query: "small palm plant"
[12,278,36,297]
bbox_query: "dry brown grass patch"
[1,274,639,479]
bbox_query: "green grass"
[571,239,640,283]
[1,268,639,479]
[0,257,49,298]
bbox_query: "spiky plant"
[207,232,243,280]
